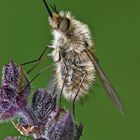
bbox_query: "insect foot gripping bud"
[13,89,83,140]
[0,60,31,120]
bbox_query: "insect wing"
[85,49,124,113]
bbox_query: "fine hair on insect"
[42,0,124,117]
[21,0,124,119]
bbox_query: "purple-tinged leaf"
[2,60,18,88]
[0,60,30,120]
[12,89,56,137]
[32,89,56,125]
[47,109,75,140]
[11,88,83,140]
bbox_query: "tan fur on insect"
[49,11,96,101]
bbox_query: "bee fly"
[41,0,124,116]
[22,0,123,117]
[41,0,125,116]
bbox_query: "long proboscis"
[43,0,53,18]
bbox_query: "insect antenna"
[49,4,58,14]
[54,4,58,14]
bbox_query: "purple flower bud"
[11,89,83,140]
[13,89,56,137]
[32,89,56,125]
[45,108,83,140]
[47,109,75,140]
[2,60,18,87]
[44,108,82,140]
[0,60,30,120]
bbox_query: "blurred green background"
[0,0,140,139]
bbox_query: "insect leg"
[59,70,68,107]
[74,123,83,140]
[59,51,69,107]
[26,56,48,74]
[25,60,59,89]
[72,70,87,119]
[21,47,48,66]
[21,47,49,75]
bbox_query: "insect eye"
[59,18,70,32]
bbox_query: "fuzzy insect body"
[49,12,96,101]
[43,0,124,113]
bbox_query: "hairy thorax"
[50,29,95,101]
